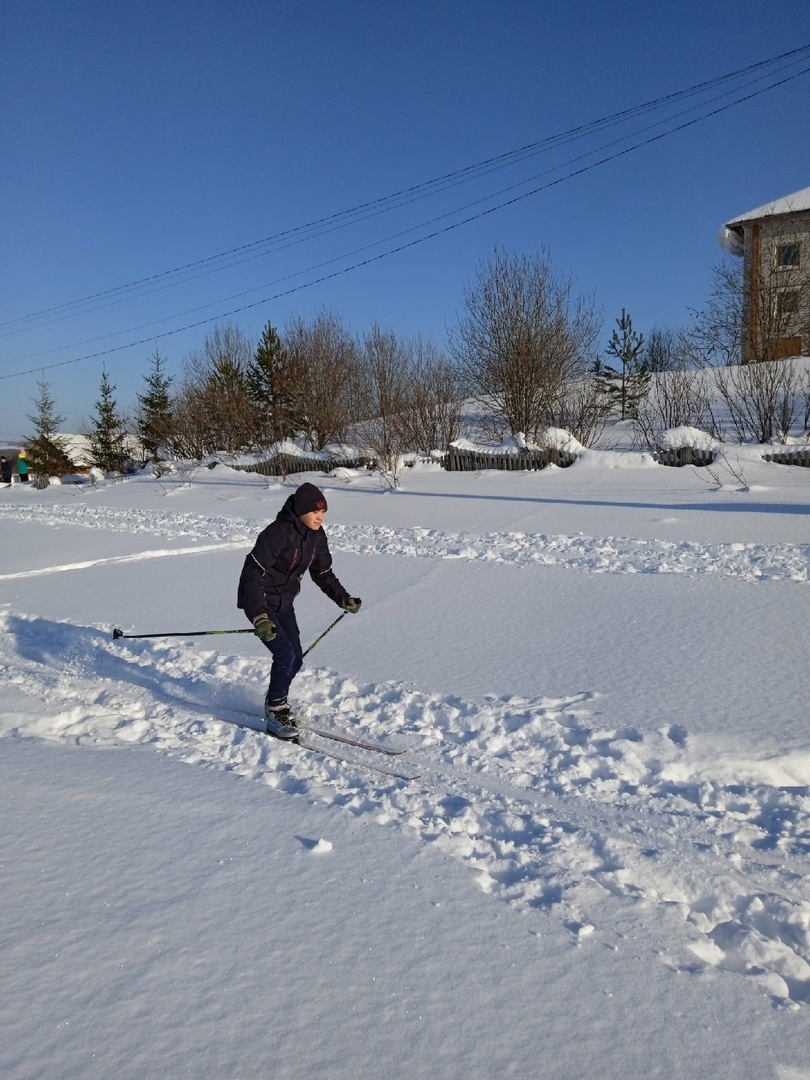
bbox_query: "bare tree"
[714,358,803,444]
[551,376,608,448]
[170,322,256,456]
[165,391,209,460]
[686,242,809,443]
[353,323,413,486]
[642,325,696,373]
[352,327,465,484]
[449,247,601,441]
[283,311,360,450]
[687,258,743,368]
[404,337,464,453]
[633,368,719,450]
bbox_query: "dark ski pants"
[261,607,304,707]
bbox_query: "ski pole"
[302,612,346,657]
[113,611,348,650]
[113,627,255,640]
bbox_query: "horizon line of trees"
[22,245,810,484]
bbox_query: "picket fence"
[231,452,375,478]
[651,447,716,467]
[444,447,577,471]
[762,447,810,468]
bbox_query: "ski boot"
[264,699,298,740]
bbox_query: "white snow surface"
[2,451,810,1079]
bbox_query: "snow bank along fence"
[445,446,578,471]
[647,447,810,469]
[231,451,376,478]
[445,445,722,471]
[762,447,810,468]
[652,447,716,467]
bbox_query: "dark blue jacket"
[237,494,349,621]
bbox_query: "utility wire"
[2,58,808,383]
[2,57,808,369]
[2,41,809,337]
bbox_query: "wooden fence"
[444,447,577,472]
[652,447,716,468]
[654,446,810,468]
[446,446,721,472]
[231,452,375,478]
[762,447,810,468]
[228,444,809,476]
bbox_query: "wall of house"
[741,209,810,362]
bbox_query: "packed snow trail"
[2,610,809,1007]
[0,501,808,582]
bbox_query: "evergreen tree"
[25,379,74,480]
[202,354,252,454]
[136,349,173,461]
[595,309,649,420]
[25,435,75,481]
[26,377,65,441]
[245,322,296,444]
[88,367,130,474]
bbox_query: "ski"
[296,733,420,781]
[219,706,407,757]
[296,721,407,757]
[213,706,417,779]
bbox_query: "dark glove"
[253,613,277,642]
[341,596,362,614]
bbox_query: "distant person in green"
[17,451,29,483]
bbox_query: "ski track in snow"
[0,501,809,582]
[2,501,810,1008]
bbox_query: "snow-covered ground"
[2,444,810,1079]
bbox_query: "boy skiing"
[237,482,361,738]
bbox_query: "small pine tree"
[595,309,649,420]
[25,379,74,480]
[88,367,130,474]
[245,322,297,444]
[26,377,65,442]
[26,435,75,480]
[136,349,173,460]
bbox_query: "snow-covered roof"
[725,185,810,228]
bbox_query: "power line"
[5,58,807,366]
[2,42,809,338]
[3,58,808,383]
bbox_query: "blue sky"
[2,0,810,438]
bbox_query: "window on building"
[775,242,801,269]
[775,289,801,320]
